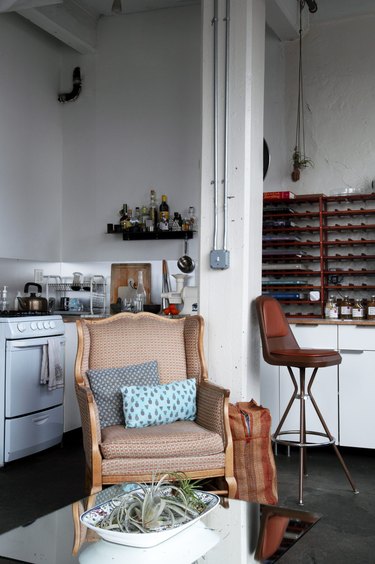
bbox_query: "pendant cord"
[295,1,306,159]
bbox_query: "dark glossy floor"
[275,445,375,563]
[0,433,374,562]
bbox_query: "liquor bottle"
[327,296,339,320]
[340,295,352,320]
[367,296,375,320]
[172,212,182,231]
[159,195,169,222]
[135,271,147,312]
[149,189,158,230]
[352,298,365,320]
[188,206,197,231]
[119,204,128,231]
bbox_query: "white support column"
[200,0,265,404]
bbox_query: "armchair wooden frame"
[74,312,236,498]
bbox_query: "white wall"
[0,13,63,261]
[283,14,375,195]
[61,6,201,263]
[263,26,289,191]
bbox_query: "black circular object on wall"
[263,139,270,180]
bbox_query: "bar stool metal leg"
[308,378,359,495]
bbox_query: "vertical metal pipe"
[213,0,219,250]
[223,0,230,250]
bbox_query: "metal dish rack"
[45,275,107,316]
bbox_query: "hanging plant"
[291,1,313,182]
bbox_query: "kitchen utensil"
[60,297,70,311]
[17,283,48,312]
[162,259,171,312]
[177,239,195,273]
[71,272,83,291]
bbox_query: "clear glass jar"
[367,296,375,320]
[327,296,339,320]
[352,299,365,320]
[340,295,352,320]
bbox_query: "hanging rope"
[292,1,312,182]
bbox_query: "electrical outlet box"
[34,269,44,284]
[210,250,230,270]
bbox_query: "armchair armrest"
[196,380,230,443]
[75,384,102,471]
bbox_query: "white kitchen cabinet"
[63,322,81,432]
[338,325,375,448]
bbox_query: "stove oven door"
[5,336,65,417]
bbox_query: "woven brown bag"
[229,399,278,504]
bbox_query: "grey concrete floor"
[275,446,375,563]
[0,434,373,562]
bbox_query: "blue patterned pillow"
[121,379,196,429]
[87,360,160,428]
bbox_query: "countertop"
[288,318,375,326]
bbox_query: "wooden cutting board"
[110,263,152,304]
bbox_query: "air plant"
[97,473,203,534]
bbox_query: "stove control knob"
[50,321,56,329]
[37,321,43,330]
[30,322,37,331]
[43,321,50,329]
[17,323,26,333]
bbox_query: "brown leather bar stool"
[256,295,358,505]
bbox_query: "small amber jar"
[340,296,352,320]
[352,299,365,320]
[367,296,375,320]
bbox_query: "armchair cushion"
[87,360,160,428]
[121,379,196,429]
[100,420,223,459]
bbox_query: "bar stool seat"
[255,295,358,505]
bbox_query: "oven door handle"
[7,338,65,349]
[32,415,49,425]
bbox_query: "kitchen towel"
[40,340,64,391]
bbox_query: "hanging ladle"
[177,238,195,273]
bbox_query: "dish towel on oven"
[40,339,64,391]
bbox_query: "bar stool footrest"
[272,430,335,448]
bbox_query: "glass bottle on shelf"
[172,212,182,231]
[367,296,375,320]
[149,189,158,230]
[352,298,365,320]
[188,206,197,231]
[159,194,169,222]
[340,295,352,320]
[327,295,339,320]
[135,271,146,312]
[119,204,128,231]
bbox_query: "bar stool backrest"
[256,296,299,365]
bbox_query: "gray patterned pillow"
[87,360,160,428]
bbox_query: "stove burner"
[0,310,53,318]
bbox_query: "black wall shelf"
[107,227,194,241]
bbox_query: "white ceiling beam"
[266,0,301,41]
[16,0,97,54]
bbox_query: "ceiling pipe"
[58,67,82,103]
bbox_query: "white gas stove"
[0,313,65,466]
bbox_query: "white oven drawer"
[4,405,63,463]
[5,337,65,417]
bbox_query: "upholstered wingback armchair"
[74,312,236,497]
